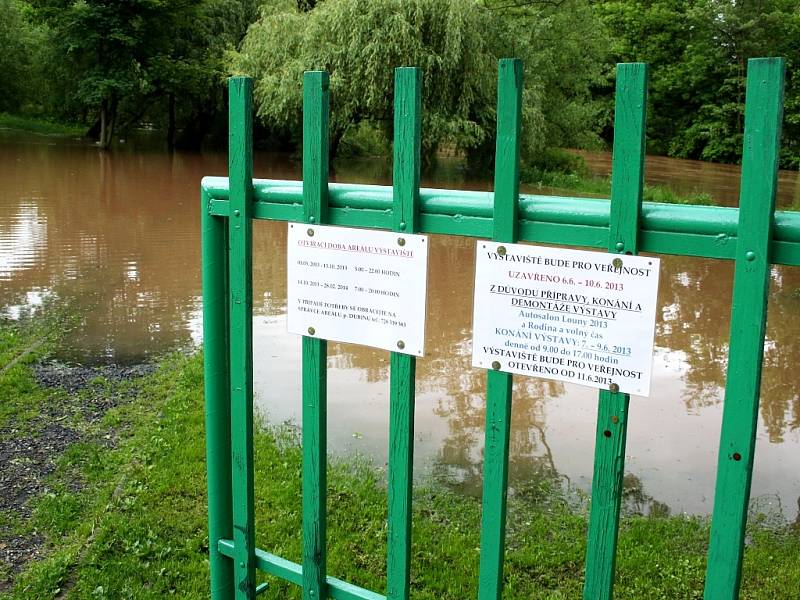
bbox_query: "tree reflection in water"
[2,134,799,517]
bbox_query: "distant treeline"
[1,0,797,168]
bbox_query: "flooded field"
[2,130,799,519]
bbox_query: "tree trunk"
[167,92,176,153]
[98,97,117,150]
[99,98,109,149]
[86,118,101,141]
[329,126,345,164]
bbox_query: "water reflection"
[1,130,799,519]
[250,220,800,519]
[0,139,209,361]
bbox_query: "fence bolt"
[234,209,241,217]
[399,221,407,231]
[611,415,619,424]
[745,251,756,261]
[615,242,624,251]
[309,215,316,223]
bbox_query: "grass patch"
[519,149,715,205]
[522,169,715,206]
[0,308,75,431]
[1,321,798,597]
[0,113,85,137]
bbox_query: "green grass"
[1,324,798,598]
[0,113,85,137]
[0,318,52,431]
[0,308,75,431]
[522,169,715,206]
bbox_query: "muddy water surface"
[2,130,799,520]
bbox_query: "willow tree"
[231,0,608,165]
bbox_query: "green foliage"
[25,0,266,147]
[0,113,83,135]
[337,121,391,158]
[597,0,800,168]
[3,0,798,166]
[231,0,608,166]
[0,1,41,113]
[30,0,192,144]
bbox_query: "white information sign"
[287,223,428,356]
[471,242,661,396]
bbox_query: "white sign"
[287,223,429,356]
[472,242,661,396]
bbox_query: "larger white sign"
[287,223,428,356]
[472,242,661,396]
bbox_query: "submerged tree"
[31,0,179,147]
[29,0,264,149]
[231,0,608,166]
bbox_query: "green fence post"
[302,70,330,600]
[703,57,785,600]
[477,57,522,600]
[203,183,234,598]
[387,66,421,600]
[228,76,256,599]
[583,62,649,600]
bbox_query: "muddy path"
[0,362,154,589]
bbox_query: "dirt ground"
[0,362,154,589]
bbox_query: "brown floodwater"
[2,129,799,520]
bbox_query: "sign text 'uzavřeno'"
[472,242,661,396]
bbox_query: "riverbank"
[0,317,798,598]
[0,114,85,138]
[524,168,715,205]
[0,116,718,207]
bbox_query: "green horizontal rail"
[218,540,385,600]
[202,178,800,266]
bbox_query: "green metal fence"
[201,57,795,600]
